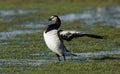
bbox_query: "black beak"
[48,18,52,21]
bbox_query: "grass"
[35,60,120,74]
[0,0,120,74]
[0,0,120,31]
[61,21,120,52]
[1,60,120,74]
[0,22,119,59]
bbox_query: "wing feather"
[59,30,104,41]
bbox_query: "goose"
[43,15,103,61]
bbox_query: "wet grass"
[0,22,119,59]
[0,0,120,31]
[33,60,120,74]
[91,54,120,60]
[0,60,120,74]
[61,21,120,52]
[0,32,47,59]
[0,0,119,10]
[0,0,120,74]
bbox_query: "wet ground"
[0,9,37,22]
[0,6,120,66]
[0,6,120,39]
[0,9,37,16]
[60,6,120,26]
[0,48,120,66]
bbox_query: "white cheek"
[50,16,54,18]
[52,18,57,21]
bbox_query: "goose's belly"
[43,30,64,55]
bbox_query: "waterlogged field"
[0,0,120,74]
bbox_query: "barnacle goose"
[43,15,103,61]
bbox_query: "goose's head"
[49,15,58,22]
[46,15,61,30]
[48,15,61,25]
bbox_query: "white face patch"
[52,17,57,21]
[50,16,54,19]
[50,16,57,22]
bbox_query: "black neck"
[45,17,61,33]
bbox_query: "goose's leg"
[56,54,61,61]
[63,54,66,61]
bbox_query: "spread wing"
[59,30,104,41]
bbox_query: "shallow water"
[0,59,47,66]
[21,22,46,28]
[0,30,41,39]
[0,48,119,66]
[60,6,120,27]
[76,48,120,58]
[0,9,37,22]
[0,6,120,68]
[0,17,14,22]
[0,6,120,39]
[0,9,37,16]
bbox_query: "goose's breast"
[43,30,62,53]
